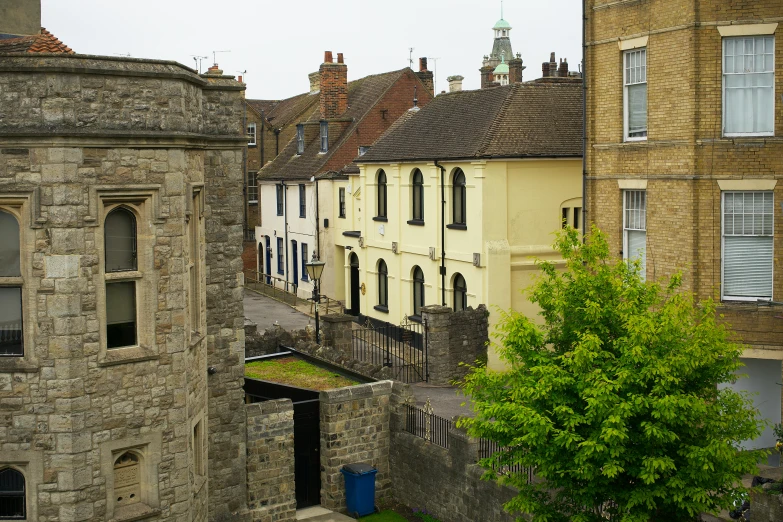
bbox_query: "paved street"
[244,289,313,334]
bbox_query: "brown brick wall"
[321,69,434,174]
[586,0,783,351]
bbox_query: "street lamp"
[305,254,326,343]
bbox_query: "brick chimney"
[558,58,569,78]
[319,51,348,119]
[509,53,525,84]
[206,63,224,76]
[541,61,550,78]
[549,52,558,77]
[416,57,434,96]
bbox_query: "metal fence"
[352,316,427,383]
[403,402,452,449]
[477,438,535,483]
[243,269,343,315]
[243,228,256,242]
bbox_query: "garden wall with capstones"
[0,53,249,521]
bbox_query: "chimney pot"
[337,53,344,64]
[324,51,333,63]
[419,57,428,72]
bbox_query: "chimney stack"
[558,58,569,77]
[447,75,464,93]
[541,61,550,78]
[319,51,348,119]
[308,71,321,93]
[415,56,434,97]
[206,64,224,76]
[549,52,558,77]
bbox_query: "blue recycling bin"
[340,463,377,518]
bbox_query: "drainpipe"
[274,128,281,156]
[582,0,588,239]
[314,177,321,259]
[242,100,248,240]
[434,160,446,306]
[260,110,266,167]
[282,181,289,284]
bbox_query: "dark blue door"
[292,240,298,294]
[265,236,271,284]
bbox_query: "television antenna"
[428,57,440,93]
[408,47,414,68]
[212,50,231,66]
[191,55,208,74]
[114,52,132,58]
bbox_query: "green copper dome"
[493,54,509,74]
[493,18,512,30]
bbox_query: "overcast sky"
[41,0,581,100]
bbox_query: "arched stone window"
[113,452,140,508]
[453,273,467,312]
[0,467,26,519]
[104,207,138,349]
[377,170,387,219]
[411,169,424,222]
[412,266,425,317]
[452,169,466,226]
[378,260,388,308]
[0,210,23,357]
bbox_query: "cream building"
[323,82,583,369]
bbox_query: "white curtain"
[628,83,647,136]
[627,230,647,281]
[724,36,774,134]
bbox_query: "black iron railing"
[403,403,452,449]
[477,438,535,483]
[243,228,256,242]
[352,316,427,383]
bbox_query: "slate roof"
[0,28,73,54]
[358,82,583,164]
[258,68,410,182]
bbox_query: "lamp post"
[305,254,326,344]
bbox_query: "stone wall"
[389,384,518,522]
[0,54,246,522]
[319,382,393,513]
[246,399,296,522]
[422,305,489,386]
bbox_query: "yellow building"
[321,82,583,369]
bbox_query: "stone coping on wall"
[319,380,393,403]
[0,53,244,90]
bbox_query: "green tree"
[459,227,765,522]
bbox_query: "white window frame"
[247,122,257,146]
[623,48,647,141]
[320,121,328,153]
[247,171,258,204]
[622,190,647,281]
[722,36,775,138]
[721,191,774,301]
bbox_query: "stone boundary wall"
[388,383,519,522]
[320,381,394,513]
[246,399,296,522]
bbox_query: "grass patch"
[359,511,409,521]
[244,357,358,391]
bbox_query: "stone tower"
[480,4,525,88]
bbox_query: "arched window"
[411,170,424,222]
[113,452,141,508]
[0,210,23,357]
[412,266,425,317]
[378,260,388,308]
[0,467,26,519]
[105,208,138,349]
[453,273,467,312]
[377,170,387,219]
[452,170,466,226]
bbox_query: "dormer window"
[296,124,304,155]
[320,121,328,153]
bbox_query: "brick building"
[254,52,435,302]
[585,0,783,449]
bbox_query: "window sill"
[99,346,159,367]
[373,305,389,313]
[342,231,361,238]
[0,357,39,373]
[338,215,346,219]
[407,219,425,226]
[623,136,647,142]
[277,213,283,217]
[446,223,467,230]
[723,133,774,139]
[105,271,142,281]
[110,503,161,522]
[248,201,258,206]
[277,271,285,276]
[373,216,388,222]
